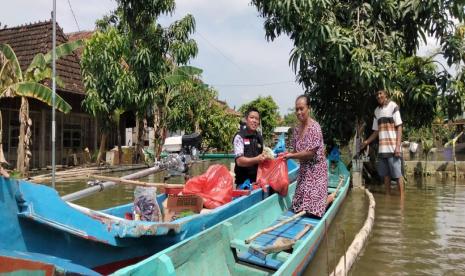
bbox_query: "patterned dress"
[291,120,328,217]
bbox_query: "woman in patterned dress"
[284,95,328,218]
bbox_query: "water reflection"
[306,177,465,275]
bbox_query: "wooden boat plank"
[238,212,318,269]
[237,251,283,270]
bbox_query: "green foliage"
[81,28,136,122]
[100,2,198,117]
[239,96,280,144]
[116,0,175,37]
[282,108,298,127]
[0,43,73,112]
[167,80,213,133]
[11,82,71,113]
[390,56,441,129]
[406,126,432,143]
[165,80,239,152]
[443,68,465,120]
[251,0,465,144]
[406,124,455,152]
[0,44,22,80]
[8,169,21,179]
[95,1,199,158]
[199,102,239,152]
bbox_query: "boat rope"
[330,187,375,276]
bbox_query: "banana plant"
[0,40,82,176]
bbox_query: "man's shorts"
[377,156,402,179]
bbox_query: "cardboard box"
[167,194,203,213]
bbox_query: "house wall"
[0,94,121,169]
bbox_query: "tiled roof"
[215,99,242,117]
[67,30,94,59]
[0,20,85,95]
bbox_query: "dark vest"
[234,129,263,184]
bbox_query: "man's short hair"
[245,107,260,118]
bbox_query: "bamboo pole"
[88,174,184,189]
[245,211,307,244]
[29,164,148,182]
[330,187,376,276]
[67,202,125,222]
[62,165,163,202]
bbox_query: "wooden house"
[0,21,120,169]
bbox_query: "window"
[9,127,19,149]
[63,124,81,149]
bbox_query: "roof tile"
[0,20,85,95]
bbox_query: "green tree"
[0,42,78,176]
[239,96,280,145]
[151,64,202,157]
[80,28,136,163]
[168,83,240,152]
[251,0,465,144]
[200,102,239,152]
[167,80,215,133]
[99,0,198,160]
[389,56,442,129]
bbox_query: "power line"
[196,31,246,74]
[211,80,296,87]
[67,0,80,31]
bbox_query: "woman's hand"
[281,152,292,160]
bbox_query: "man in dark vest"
[233,108,267,185]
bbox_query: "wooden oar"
[249,223,312,260]
[245,210,307,244]
[327,175,345,205]
[88,174,184,189]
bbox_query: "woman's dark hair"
[245,107,260,118]
[296,94,310,108]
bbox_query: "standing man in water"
[233,108,267,186]
[362,90,404,198]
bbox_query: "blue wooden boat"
[113,160,350,275]
[0,249,99,276]
[0,159,298,274]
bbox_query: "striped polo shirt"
[372,101,402,157]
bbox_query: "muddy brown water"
[49,159,230,209]
[306,176,465,275]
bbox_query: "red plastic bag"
[183,164,233,209]
[256,156,289,196]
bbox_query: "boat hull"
[0,160,298,274]
[113,160,350,275]
[0,249,99,276]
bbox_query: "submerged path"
[306,176,465,275]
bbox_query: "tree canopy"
[252,0,465,144]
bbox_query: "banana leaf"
[0,44,23,80]
[11,82,72,113]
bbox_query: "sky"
[0,0,304,115]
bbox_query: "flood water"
[306,176,465,275]
[48,160,465,275]
[51,159,230,209]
